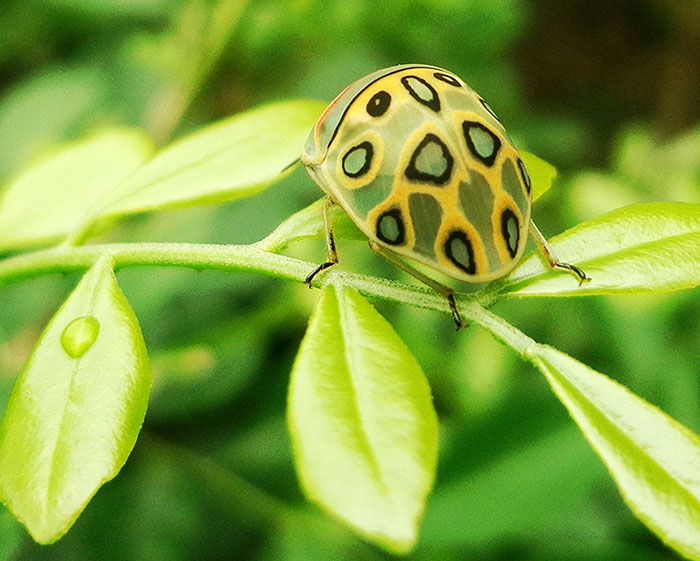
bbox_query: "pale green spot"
[468,127,495,159]
[506,215,518,253]
[343,146,369,175]
[380,215,400,241]
[518,158,531,191]
[404,77,435,104]
[415,141,447,177]
[449,236,473,270]
[60,316,100,358]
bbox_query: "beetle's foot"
[447,293,468,330]
[305,261,336,287]
[554,262,590,286]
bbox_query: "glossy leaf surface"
[0,129,153,251]
[0,258,152,543]
[498,202,700,296]
[532,345,700,560]
[288,285,438,553]
[100,100,325,216]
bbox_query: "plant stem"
[0,241,536,354]
[0,241,448,308]
[0,243,302,283]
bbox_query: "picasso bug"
[301,64,588,327]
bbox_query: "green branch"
[0,241,513,335]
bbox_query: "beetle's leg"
[369,240,467,330]
[529,220,590,284]
[305,196,339,286]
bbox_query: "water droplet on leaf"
[60,316,100,358]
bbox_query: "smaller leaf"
[0,129,154,251]
[98,100,326,217]
[497,202,700,297]
[258,198,364,252]
[520,150,557,202]
[0,66,110,179]
[287,285,438,553]
[0,258,152,543]
[531,345,700,560]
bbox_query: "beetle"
[301,64,588,327]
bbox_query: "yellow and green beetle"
[302,64,587,327]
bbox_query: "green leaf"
[98,99,326,217]
[531,344,700,560]
[287,284,438,553]
[520,150,557,202]
[496,202,700,297]
[0,257,152,543]
[258,197,365,252]
[0,128,154,252]
[0,66,110,180]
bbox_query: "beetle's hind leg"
[529,220,590,284]
[368,240,467,329]
[305,196,339,286]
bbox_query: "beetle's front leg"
[305,196,339,286]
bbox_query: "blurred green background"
[1,0,699,559]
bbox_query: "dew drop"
[60,316,100,358]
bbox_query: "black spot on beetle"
[405,133,453,185]
[401,75,441,112]
[500,208,520,258]
[376,208,406,246]
[366,90,391,117]
[433,72,462,87]
[342,141,374,177]
[444,229,476,275]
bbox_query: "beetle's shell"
[301,64,532,283]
